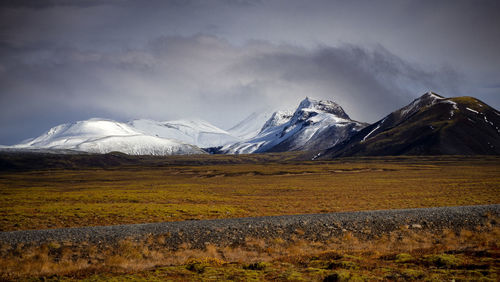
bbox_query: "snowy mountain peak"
[218,97,366,154]
[297,97,315,109]
[20,119,140,148]
[399,92,445,118]
[295,97,350,119]
[424,91,444,100]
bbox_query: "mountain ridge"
[317,92,500,158]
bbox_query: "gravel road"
[1,205,498,248]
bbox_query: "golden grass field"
[0,155,498,231]
[0,154,499,280]
[1,225,498,281]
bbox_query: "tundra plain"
[0,154,499,280]
[0,154,499,231]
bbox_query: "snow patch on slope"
[438,99,459,118]
[466,107,479,114]
[362,117,386,142]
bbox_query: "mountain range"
[2,92,498,157]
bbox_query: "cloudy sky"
[1,0,499,145]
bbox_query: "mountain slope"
[227,111,275,140]
[219,97,367,154]
[11,119,205,155]
[318,92,500,158]
[129,119,239,148]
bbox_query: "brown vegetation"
[0,225,498,280]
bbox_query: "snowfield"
[9,119,206,155]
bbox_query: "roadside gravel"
[1,205,498,248]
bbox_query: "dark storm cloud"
[229,44,462,120]
[0,0,107,9]
[0,0,258,9]
[0,0,498,145]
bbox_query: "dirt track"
[1,205,498,248]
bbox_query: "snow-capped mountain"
[10,118,205,155]
[319,92,500,158]
[129,119,239,148]
[218,97,367,154]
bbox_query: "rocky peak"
[294,97,350,120]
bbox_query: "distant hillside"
[318,92,500,158]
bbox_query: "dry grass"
[0,156,498,231]
[0,225,498,280]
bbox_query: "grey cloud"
[229,44,463,121]
[0,1,498,145]
[0,34,467,144]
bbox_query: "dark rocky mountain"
[317,92,500,158]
